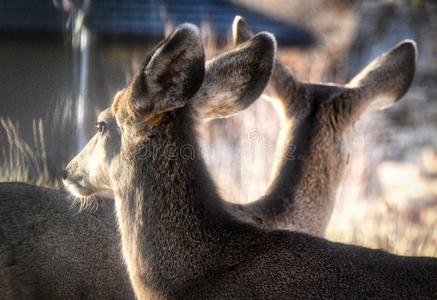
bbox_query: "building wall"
[0,33,153,178]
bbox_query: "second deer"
[228,16,418,236]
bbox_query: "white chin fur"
[63,180,96,198]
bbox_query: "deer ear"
[192,31,276,120]
[131,24,205,115]
[347,40,417,112]
[232,15,253,45]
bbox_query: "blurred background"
[0,0,436,256]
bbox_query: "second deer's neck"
[262,109,346,234]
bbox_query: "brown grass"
[0,118,59,188]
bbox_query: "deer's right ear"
[347,40,417,113]
[192,32,276,120]
[130,24,205,116]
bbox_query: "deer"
[0,30,280,299]
[225,16,419,236]
[63,24,437,299]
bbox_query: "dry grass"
[327,201,437,257]
[0,118,57,188]
[325,116,437,257]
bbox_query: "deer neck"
[265,59,300,103]
[264,106,346,235]
[113,110,225,298]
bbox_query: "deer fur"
[63,24,437,299]
[227,16,418,236]
[0,182,135,299]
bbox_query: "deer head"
[63,24,276,199]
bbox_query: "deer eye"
[95,122,106,134]
[148,130,159,139]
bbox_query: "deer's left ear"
[131,24,205,115]
[347,40,417,112]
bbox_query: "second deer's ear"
[347,40,417,113]
[131,24,205,115]
[192,32,276,120]
[232,15,253,45]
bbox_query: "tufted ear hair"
[192,31,276,120]
[131,24,205,116]
[346,40,417,113]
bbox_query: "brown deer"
[63,24,437,299]
[0,30,278,299]
[226,16,418,236]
